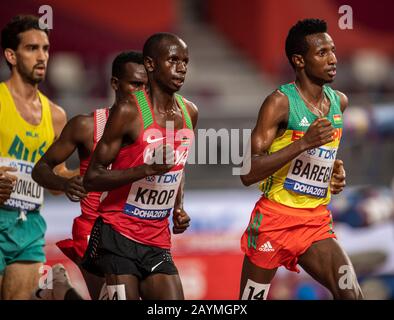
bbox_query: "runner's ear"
[292,54,304,68]
[4,48,17,67]
[111,77,119,91]
[144,56,154,73]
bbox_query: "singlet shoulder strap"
[94,107,109,144]
[175,94,193,130]
[134,90,153,130]
[323,85,341,115]
[278,82,306,129]
[37,90,55,142]
[278,83,299,108]
[0,82,10,116]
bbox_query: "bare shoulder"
[108,99,141,136]
[250,90,290,155]
[67,113,94,132]
[49,100,67,124]
[264,89,289,108]
[335,90,348,112]
[48,100,67,138]
[112,99,140,119]
[181,97,198,128]
[257,89,289,121]
[182,97,198,114]
[67,113,94,143]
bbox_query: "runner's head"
[1,15,50,84]
[143,32,188,93]
[111,51,147,101]
[285,18,337,84]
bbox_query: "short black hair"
[111,51,143,78]
[1,15,49,69]
[285,18,327,68]
[143,32,181,60]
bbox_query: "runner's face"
[14,29,49,84]
[155,39,189,92]
[303,33,337,84]
[117,62,147,98]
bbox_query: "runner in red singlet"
[32,51,148,300]
[83,33,198,300]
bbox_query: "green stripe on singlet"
[175,94,193,130]
[266,176,273,195]
[261,176,272,197]
[261,181,267,195]
[263,179,269,196]
[134,90,153,129]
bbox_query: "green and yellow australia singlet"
[259,82,343,209]
[0,82,54,211]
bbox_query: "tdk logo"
[12,161,34,174]
[157,173,179,184]
[316,148,336,160]
[307,147,336,160]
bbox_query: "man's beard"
[17,63,45,85]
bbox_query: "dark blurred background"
[1,0,393,299]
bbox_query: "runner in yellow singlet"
[0,15,77,299]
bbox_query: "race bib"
[284,146,337,198]
[124,169,183,220]
[0,157,44,211]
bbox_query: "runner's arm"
[172,172,191,234]
[328,91,348,194]
[330,159,346,194]
[0,102,20,202]
[48,101,80,192]
[174,172,185,210]
[171,100,198,230]
[174,99,198,209]
[32,116,88,193]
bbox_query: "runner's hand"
[144,143,174,176]
[172,207,191,234]
[330,159,346,194]
[64,175,88,202]
[0,166,17,204]
[302,118,334,149]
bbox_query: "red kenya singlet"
[79,108,109,218]
[98,90,194,249]
[57,108,109,259]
